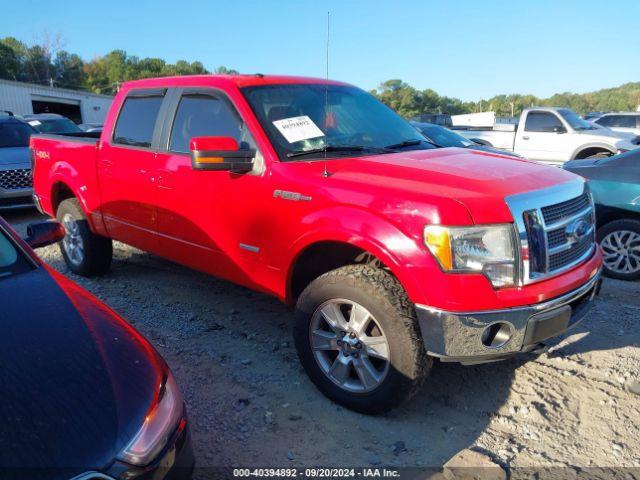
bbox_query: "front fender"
[284,206,440,305]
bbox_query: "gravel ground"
[5,210,639,476]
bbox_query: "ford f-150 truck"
[31,75,603,414]
[454,107,639,166]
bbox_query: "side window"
[613,116,636,128]
[169,94,253,153]
[113,95,164,148]
[595,116,612,127]
[524,112,563,132]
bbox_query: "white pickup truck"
[453,107,639,165]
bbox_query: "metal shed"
[0,79,113,124]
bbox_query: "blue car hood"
[0,268,160,479]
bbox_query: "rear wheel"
[294,264,431,414]
[598,219,640,281]
[56,198,113,277]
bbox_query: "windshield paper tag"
[272,115,324,143]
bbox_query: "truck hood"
[575,129,637,148]
[319,147,579,224]
[0,267,160,478]
[0,146,31,167]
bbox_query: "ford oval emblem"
[566,218,591,244]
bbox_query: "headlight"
[424,224,517,287]
[118,372,184,466]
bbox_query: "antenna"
[322,11,331,178]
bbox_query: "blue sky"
[2,0,638,101]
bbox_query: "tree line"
[0,36,237,95]
[370,79,640,118]
[1,37,639,116]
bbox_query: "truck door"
[153,88,270,290]
[517,111,572,165]
[98,88,167,253]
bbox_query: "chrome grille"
[541,193,590,225]
[506,179,596,285]
[0,168,32,190]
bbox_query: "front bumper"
[0,186,33,209]
[415,268,602,364]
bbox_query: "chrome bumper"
[415,269,602,365]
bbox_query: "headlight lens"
[424,224,517,287]
[118,372,184,466]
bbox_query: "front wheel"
[598,219,640,281]
[293,265,432,414]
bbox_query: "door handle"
[522,136,530,140]
[99,159,113,167]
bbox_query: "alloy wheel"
[600,230,640,275]
[309,299,390,393]
[61,213,84,266]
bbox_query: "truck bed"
[454,128,516,151]
[30,132,103,228]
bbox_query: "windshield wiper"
[385,138,443,150]
[286,145,392,159]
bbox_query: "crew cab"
[31,75,603,413]
[454,107,638,165]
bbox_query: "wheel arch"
[285,225,428,307]
[572,144,616,160]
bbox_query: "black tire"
[586,152,612,159]
[597,219,640,281]
[56,198,113,277]
[294,264,432,414]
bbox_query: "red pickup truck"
[31,74,603,413]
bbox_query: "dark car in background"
[565,150,640,281]
[24,113,83,134]
[0,217,194,479]
[0,113,35,209]
[411,121,521,158]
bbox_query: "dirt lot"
[6,210,639,476]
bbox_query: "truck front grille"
[541,193,591,225]
[0,169,32,190]
[506,180,596,285]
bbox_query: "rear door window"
[168,93,253,153]
[113,94,164,148]
[524,112,564,132]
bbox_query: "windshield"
[558,109,595,131]
[29,118,82,134]
[0,122,34,148]
[414,123,475,148]
[242,84,435,161]
[0,226,32,278]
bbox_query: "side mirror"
[190,136,255,173]
[24,220,65,249]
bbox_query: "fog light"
[481,322,513,348]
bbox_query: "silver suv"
[0,113,35,209]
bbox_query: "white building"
[0,79,113,124]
